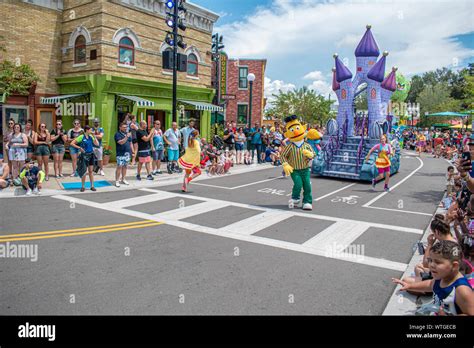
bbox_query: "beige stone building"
[0,0,221,153]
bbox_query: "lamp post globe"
[247,73,255,127]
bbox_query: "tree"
[0,60,40,97]
[268,87,334,127]
[416,83,460,127]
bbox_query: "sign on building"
[219,52,228,104]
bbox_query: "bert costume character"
[281,115,320,211]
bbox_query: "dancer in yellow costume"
[365,134,393,192]
[178,130,201,192]
[281,115,321,210]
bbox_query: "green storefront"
[42,74,221,160]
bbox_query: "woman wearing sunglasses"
[24,119,36,161]
[50,120,68,178]
[6,123,28,180]
[3,118,15,175]
[67,119,84,177]
[33,123,51,181]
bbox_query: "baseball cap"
[93,118,100,123]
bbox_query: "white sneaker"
[115,181,121,188]
[121,179,130,185]
[302,203,313,211]
[100,169,105,176]
[70,173,75,177]
[288,199,300,209]
[26,188,32,196]
[33,187,39,195]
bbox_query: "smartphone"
[417,241,425,255]
[462,151,471,162]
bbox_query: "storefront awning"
[118,95,155,107]
[40,93,88,104]
[179,100,223,112]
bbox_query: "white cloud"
[308,79,333,98]
[264,76,296,106]
[216,0,474,82]
[303,70,324,80]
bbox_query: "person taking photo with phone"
[456,134,474,193]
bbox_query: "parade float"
[312,25,401,181]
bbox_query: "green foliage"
[0,60,41,97]
[268,86,334,127]
[355,90,367,111]
[407,67,470,104]
[210,123,224,141]
[417,83,461,127]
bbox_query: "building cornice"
[114,0,219,34]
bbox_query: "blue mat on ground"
[61,180,112,190]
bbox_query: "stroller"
[212,135,225,150]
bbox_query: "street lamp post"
[247,73,255,125]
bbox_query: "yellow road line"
[0,220,156,239]
[0,222,164,242]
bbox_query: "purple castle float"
[312,25,401,181]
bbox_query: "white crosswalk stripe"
[302,220,370,251]
[52,188,424,272]
[222,210,294,235]
[156,200,230,220]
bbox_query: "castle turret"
[381,66,398,126]
[366,51,388,130]
[334,54,354,136]
[352,25,380,90]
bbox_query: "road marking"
[302,221,371,251]
[0,222,163,242]
[140,188,423,234]
[314,183,356,201]
[0,220,155,238]
[222,210,293,235]
[103,192,177,208]
[156,200,230,220]
[364,205,433,216]
[193,176,282,190]
[362,156,424,208]
[52,193,408,272]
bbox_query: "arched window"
[187,53,198,76]
[119,37,134,65]
[163,47,173,71]
[74,35,86,64]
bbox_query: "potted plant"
[102,145,112,166]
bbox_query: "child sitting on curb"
[392,240,474,315]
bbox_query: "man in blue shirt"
[91,118,105,176]
[180,119,195,150]
[114,122,132,187]
[70,125,99,192]
[250,122,263,164]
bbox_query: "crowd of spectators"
[392,130,474,315]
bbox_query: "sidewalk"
[0,160,274,198]
[382,204,446,315]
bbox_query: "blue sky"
[192,0,474,101]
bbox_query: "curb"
[0,163,274,199]
[382,202,447,315]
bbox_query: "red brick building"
[216,58,266,126]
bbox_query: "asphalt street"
[0,150,447,315]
